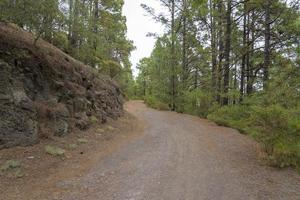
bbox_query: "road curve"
[59,100,300,200]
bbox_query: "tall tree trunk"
[143,78,146,96]
[210,0,218,98]
[171,0,176,111]
[217,0,224,104]
[246,10,254,95]
[263,0,271,89]
[240,2,247,102]
[182,0,187,90]
[68,0,74,47]
[233,65,238,105]
[194,68,198,89]
[222,0,232,105]
[90,0,99,67]
[70,0,80,54]
[94,0,99,51]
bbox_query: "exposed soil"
[0,111,143,200]
[1,101,300,200]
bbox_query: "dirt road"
[2,101,300,199]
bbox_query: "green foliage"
[208,62,300,169]
[144,96,169,111]
[250,105,300,168]
[52,31,68,51]
[208,105,251,133]
[0,0,135,98]
[137,0,299,170]
[208,104,300,169]
[0,0,64,43]
[180,90,215,117]
[1,0,299,170]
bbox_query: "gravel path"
[55,101,300,200]
[8,100,300,200]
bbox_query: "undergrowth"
[144,96,169,111]
[208,104,300,169]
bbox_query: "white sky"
[123,0,165,76]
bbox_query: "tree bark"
[222,0,232,105]
[93,0,99,51]
[210,0,218,99]
[263,0,271,89]
[240,2,247,102]
[182,0,187,90]
[69,0,80,53]
[246,10,254,95]
[171,0,176,111]
[217,0,224,104]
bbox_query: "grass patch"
[0,160,21,172]
[207,105,251,133]
[208,104,300,169]
[45,145,65,156]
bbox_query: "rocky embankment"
[0,22,123,149]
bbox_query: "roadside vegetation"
[134,0,300,169]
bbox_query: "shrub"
[207,105,251,133]
[180,90,215,117]
[208,104,300,169]
[144,96,169,110]
[249,105,289,144]
[249,105,300,168]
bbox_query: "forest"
[0,0,299,169]
[136,0,300,169]
[0,0,136,97]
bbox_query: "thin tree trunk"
[217,0,224,104]
[210,0,218,98]
[171,0,176,111]
[182,0,187,90]
[222,0,232,105]
[68,0,74,47]
[194,68,198,89]
[263,0,271,89]
[246,10,254,95]
[70,0,80,53]
[94,0,99,51]
[233,65,238,105]
[240,2,247,102]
